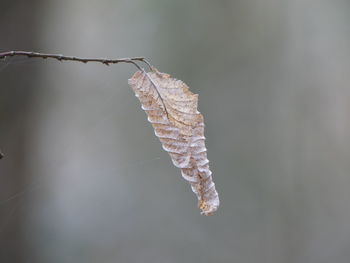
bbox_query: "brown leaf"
[128,68,219,215]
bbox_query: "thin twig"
[0,51,148,67]
[0,52,164,117]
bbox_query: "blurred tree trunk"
[0,0,42,262]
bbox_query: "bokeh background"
[1,0,350,262]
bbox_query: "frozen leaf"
[128,68,219,215]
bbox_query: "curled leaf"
[128,68,219,215]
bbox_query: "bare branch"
[0,50,148,68]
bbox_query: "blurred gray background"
[1,0,350,262]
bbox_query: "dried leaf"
[128,68,219,215]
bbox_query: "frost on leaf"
[128,68,219,215]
